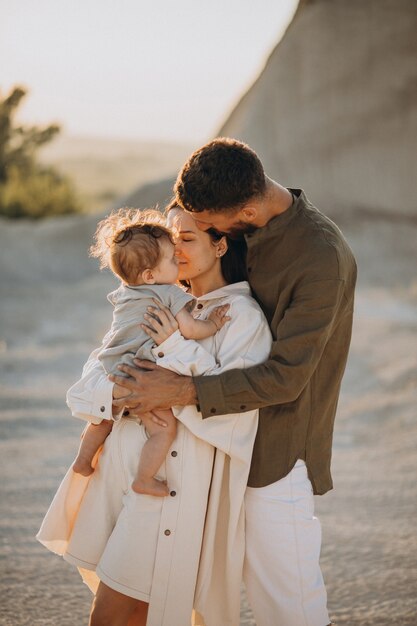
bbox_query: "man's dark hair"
[174,137,266,213]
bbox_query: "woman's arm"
[156,298,271,454]
[110,296,272,417]
[66,351,114,423]
[150,298,271,377]
[174,304,230,340]
[66,348,130,423]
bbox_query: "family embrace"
[37,138,357,626]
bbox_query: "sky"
[1,0,299,143]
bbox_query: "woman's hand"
[141,298,179,346]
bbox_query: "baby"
[72,208,229,496]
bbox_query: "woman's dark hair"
[165,200,247,286]
[207,228,248,285]
[174,137,266,213]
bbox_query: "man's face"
[188,208,257,239]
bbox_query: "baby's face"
[151,238,179,284]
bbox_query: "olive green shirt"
[194,189,357,494]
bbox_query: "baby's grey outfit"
[98,284,194,375]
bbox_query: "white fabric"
[66,346,115,423]
[37,282,272,626]
[243,460,329,626]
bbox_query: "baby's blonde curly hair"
[90,208,173,285]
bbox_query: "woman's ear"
[215,236,228,258]
[142,269,156,284]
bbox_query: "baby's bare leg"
[73,421,113,476]
[132,411,177,497]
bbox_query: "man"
[111,138,357,626]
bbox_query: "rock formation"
[219,0,417,220]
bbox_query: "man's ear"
[216,236,228,258]
[142,269,156,284]
[241,206,257,223]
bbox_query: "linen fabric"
[194,189,357,494]
[98,283,194,373]
[243,459,329,626]
[37,282,272,626]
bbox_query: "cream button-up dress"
[37,282,272,626]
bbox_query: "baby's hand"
[208,304,231,332]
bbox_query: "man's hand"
[113,382,131,400]
[109,359,198,415]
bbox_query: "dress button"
[100,406,105,413]
[157,351,164,358]
[171,450,178,457]
[196,303,203,309]
[170,490,176,497]
[123,410,130,417]
[240,405,247,410]
[210,408,216,414]
[164,529,171,536]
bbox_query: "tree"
[0,86,83,219]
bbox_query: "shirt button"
[171,450,178,457]
[196,303,203,309]
[240,405,247,410]
[164,529,171,536]
[170,490,176,497]
[210,408,216,414]
[123,410,130,417]
[157,351,164,358]
[100,406,105,413]
[247,267,252,272]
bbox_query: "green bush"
[0,165,82,219]
[0,85,84,219]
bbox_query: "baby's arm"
[175,304,230,340]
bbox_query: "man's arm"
[195,278,347,417]
[110,298,272,417]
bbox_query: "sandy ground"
[1,217,416,625]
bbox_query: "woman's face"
[166,208,224,282]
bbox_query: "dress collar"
[195,281,251,303]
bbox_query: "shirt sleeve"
[66,348,116,423]
[195,278,346,418]
[166,285,195,318]
[153,298,272,454]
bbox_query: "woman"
[37,204,272,626]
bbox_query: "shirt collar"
[195,281,251,303]
[245,188,306,246]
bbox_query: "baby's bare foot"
[132,477,169,497]
[72,457,94,476]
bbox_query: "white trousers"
[243,460,330,626]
